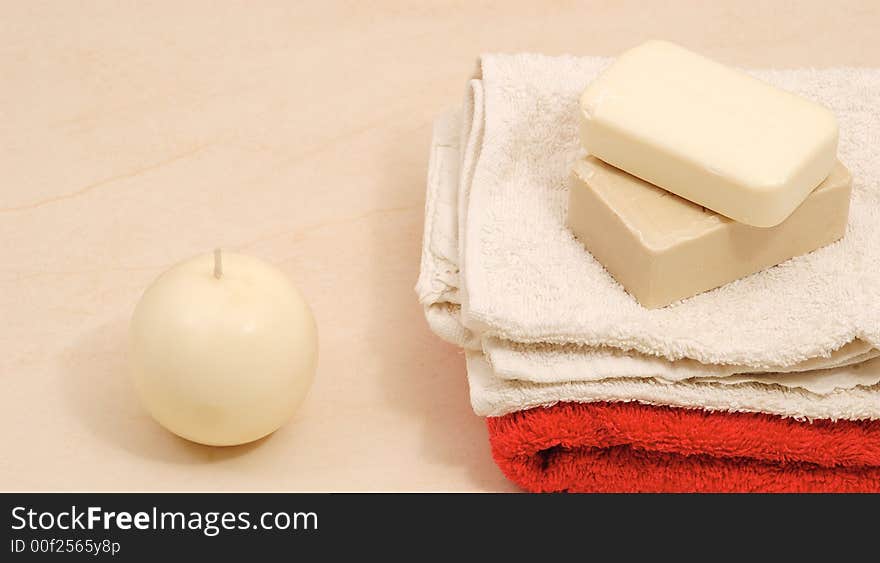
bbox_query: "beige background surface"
[2,1,878,491]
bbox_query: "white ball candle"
[129,250,317,446]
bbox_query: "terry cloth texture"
[466,352,880,420]
[416,57,880,493]
[487,401,880,493]
[418,112,880,392]
[415,65,880,416]
[416,59,880,372]
[419,111,880,418]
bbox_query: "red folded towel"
[488,401,880,492]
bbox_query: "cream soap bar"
[580,40,838,227]
[568,156,851,309]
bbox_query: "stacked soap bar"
[568,40,849,308]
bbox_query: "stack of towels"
[416,42,880,492]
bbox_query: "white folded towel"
[466,351,880,420]
[415,59,880,419]
[419,56,880,368]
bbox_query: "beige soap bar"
[568,156,851,309]
[580,40,838,227]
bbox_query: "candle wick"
[213,248,223,279]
